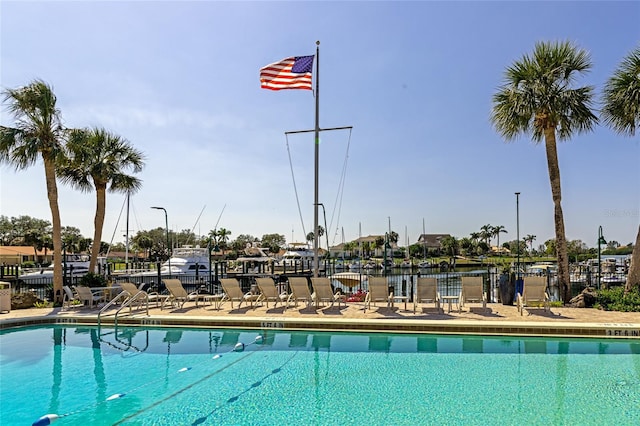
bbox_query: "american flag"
[260,55,314,90]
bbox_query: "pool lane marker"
[32,335,264,426]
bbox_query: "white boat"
[128,246,211,277]
[400,260,413,269]
[19,254,91,284]
[275,243,323,270]
[417,260,433,269]
[348,260,362,271]
[233,244,274,273]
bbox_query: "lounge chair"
[413,277,441,313]
[517,276,550,316]
[460,276,487,310]
[119,282,167,308]
[287,277,314,308]
[363,276,392,312]
[220,278,260,309]
[255,277,289,309]
[74,285,106,309]
[310,277,346,308]
[62,286,81,311]
[161,279,206,309]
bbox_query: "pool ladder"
[98,290,149,328]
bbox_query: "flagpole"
[313,40,320,278]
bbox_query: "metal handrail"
[114,291,149,328]
[98,291,130,326]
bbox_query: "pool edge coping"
[1,314,639,339]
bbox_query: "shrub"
[78,272,107,288]
[596,286,640,312]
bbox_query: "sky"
[1,1,639,252]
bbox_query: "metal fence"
[1,262,624,304]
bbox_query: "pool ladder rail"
[98,289,150,327]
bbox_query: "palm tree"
[216,228,232,250]
[58,127,145,273]
[493,225,508,255]
[480,224,493,247]
[524,234,537,256]
[601,46,640,293]
[0,80,66,302]
[491,41,598,303]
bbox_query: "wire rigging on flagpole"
[328,128,353,246]
[285,133,307,239]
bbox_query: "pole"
[597,226,606,290]
[313,40,320,278]
[515,192,520,286]
[125,192,130,265]
[151,207,171,277]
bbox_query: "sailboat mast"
[313,40,320,278]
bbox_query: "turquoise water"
[1,325,639,425]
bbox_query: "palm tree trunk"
[90,183,107,273]
[44,156,63,304]
[625,225,640,294]
[543,128,571,303]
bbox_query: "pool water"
[1,325,639,425]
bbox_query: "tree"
[58,127,144,273]
[491,41,598,303]
[231,234,258,252]
[601,46,640,294]
[493,225,508,255]
[480,224,493,246]
[1,80,66,302]
[216,228,232,250]
[523,234,537,256]
[261,233,285,254]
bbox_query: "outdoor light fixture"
[597,226,607,289]
[151,206,171,276]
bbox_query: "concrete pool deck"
[1,301,639,338]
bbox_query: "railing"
[5,259,628,304]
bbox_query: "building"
[0,246,53,266]
[416,234,451,250]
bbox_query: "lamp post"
[151,206,171,277]
[515,192,521,297]
[597,226,607,289]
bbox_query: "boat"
[233,244,274,273]
[400,259,413,269]
[128,246,211,277]
[19,254,91,284]
[275,243,323,270]
[417,260,433,269]
[348,260,362,271]
[362,260,379,270]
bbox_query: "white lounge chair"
[119,282,167,308]
[310,277,346,308]
[255,277,289,309]
[74,285,106,309]
[220,278,260,309]
[460,276,487,310]
[517,276,550,316]
[413,277,441,313]
[363,277,392,312]
[287,277,313,308]
[161,279,206,309]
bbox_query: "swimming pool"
[1,325,638,425]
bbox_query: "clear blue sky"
[1,1,639,251]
